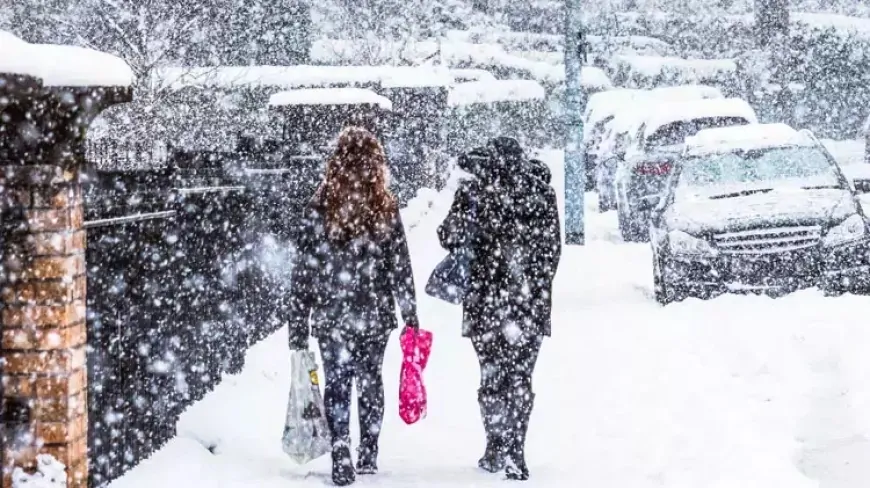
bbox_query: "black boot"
[332,440,356,486]
[477,391,507,473]
[356,442,378,475]
[505,394,534,481]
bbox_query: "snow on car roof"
[1,30,134,87]
[268,88,393,110]
[155,65,452,91]
[582,89,649,144]
[684,123,816,156]
[447,79,545,106]
[642,98,759,137]
[584,85,723,134]
[585,89,648,118]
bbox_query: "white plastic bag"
[282,350,332,464]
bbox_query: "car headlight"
[668,230,717,257]
[824,214,867,247]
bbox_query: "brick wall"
[2,164,88,488]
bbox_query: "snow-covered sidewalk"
[109,150,870,488]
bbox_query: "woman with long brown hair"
[288,126,419,486]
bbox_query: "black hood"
[528,158,551,184]
[458,137,529,182]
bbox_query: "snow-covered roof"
[155,65,453,91]
[642,98,759,139]
[268,88,393,110]
[0,30,133,87]
[448,79,545,107]
[684,123,815,156]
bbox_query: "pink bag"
[399,327,433,425]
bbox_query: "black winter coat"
[287,204,418,349]
[438,160,561,339]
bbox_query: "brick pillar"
[0,73,89,488]
[2,168,88,488]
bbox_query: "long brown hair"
[313,126,397,242]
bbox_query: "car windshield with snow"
[649,123,870,304]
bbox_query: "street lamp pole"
[564,0,587,245]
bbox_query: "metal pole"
[564,0,586,245]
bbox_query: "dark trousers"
[472,332,543,400]
[319,332,390,448]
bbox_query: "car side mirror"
[637,194,660,212]
[841,165,870,194]
[854,178,870,194]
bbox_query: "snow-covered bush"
[583,10,870,139]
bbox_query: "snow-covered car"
[614,97,758,242]
[594,116,642,211]
[647,123,870,304]
[582,89,648,190]
[589,85,724,203]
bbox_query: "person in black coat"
[438,138,561,480]
[528,158,552,185]
[288,127,420,486]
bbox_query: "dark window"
[645,116,750,150]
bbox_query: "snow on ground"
[109,150,870,488]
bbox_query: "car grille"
[713,225,822,255]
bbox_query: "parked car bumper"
[662,239,870,295]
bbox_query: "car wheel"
[598,191,613,212]
[654,254,688,304]
[619,208,636,242]
[633,216,651,242]
[617,206,627,236]
[653,253,670,304]
[623,212,647,242]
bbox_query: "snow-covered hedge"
[607,54,739,92]
[584,10,870,138]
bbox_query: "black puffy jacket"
[439,143,561,338]
[287,204,418,348]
